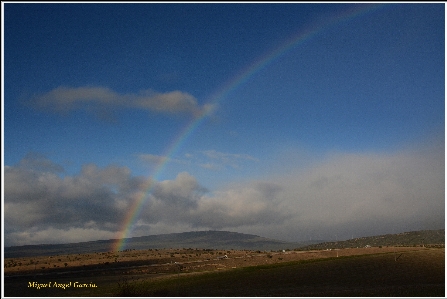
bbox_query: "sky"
[2,3,445,248]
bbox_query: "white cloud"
[4,138,444,246]
[250,140,445,241]
[29,86,214,118]
[138,153,185,165]
[189,181,288,229]
[202,149,258,162]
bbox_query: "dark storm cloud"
[4,157,149,245]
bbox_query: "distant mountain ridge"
[4,230,307,258]
[299,229,445,250]
[5,229,444,259]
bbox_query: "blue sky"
[3,3,445,247]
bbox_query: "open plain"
[4,246,444,297]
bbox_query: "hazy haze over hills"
[4,230,307,258]
[4,229,444,259]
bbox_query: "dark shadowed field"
[4,246,444,297]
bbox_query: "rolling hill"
[4,229,444,259]
[4,230,307,258]
[298,229,445,250]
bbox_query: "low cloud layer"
[4,139,444,247]
[28,86,215,118]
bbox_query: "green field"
[5,248,444,297]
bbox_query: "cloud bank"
[4,139,444,247]
[28,86,215,118]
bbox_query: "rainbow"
[112,3,385,252]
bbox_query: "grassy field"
[4,247,444,297]
[116,248,445,297]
